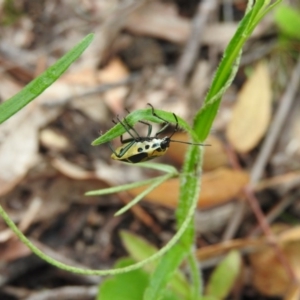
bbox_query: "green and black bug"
[109,104,206,163]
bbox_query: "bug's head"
[160,137,171,150]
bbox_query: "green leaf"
[0,33,94,124]
[135,162,177,173]
[120,231,158,266]
[98,257,181,300]
[91,108,197,146]
[200,296,219,300]
[144,243,188,300]
[274,4,300,39]
[97,258,149,300]
[193,9,253,140]
[193,0,282,141]
[86,162,177,197]
[205,251,241,299]
[120,231,190,299]
[86,177,163,196]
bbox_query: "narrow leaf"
[206,251,241,299]
[144,243,188,300]
[0,33,94,124]
[97,258,149,300]
[274,4,300,39]
[120,231,190,298]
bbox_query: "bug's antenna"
[169,139,210,146]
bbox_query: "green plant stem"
[0,188,199,275]
[187,251,202,300]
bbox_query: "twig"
[176,0,218,85]
[24,286,98,300]
[250,194,297,236]
[243,187,297,281]
[226,57,300,238]
[224,58,300,281]
[222,0,234,22]
[251,57,300,185]
[42,73,139,107]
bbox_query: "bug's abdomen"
[111,139,169,163]
[122,152,149,163]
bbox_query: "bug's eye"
[138,147,143,152]
[145,145,150,149]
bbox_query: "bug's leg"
[120,137,135,144]
[124,112,152,137]
[111,117,127,144]
[168,113,179,138]
[125,106,153,137]
[147,103,171,137]
[119,134,126,144]
[109,141,135,158]
[147,103,169,123]
[118,141,135,157]
[112,113,139,146]
[138,120,152,137]
[155,121,171,136]
[108,141,119,157]
[115,115,139,141]
[122,117,140,139]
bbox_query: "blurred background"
[0,0,299,299]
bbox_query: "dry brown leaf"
[284,285,300,300]
[248,225,300,297]
[226,62,272,153]
[190,61,211,101]
[198,167,249,208]
[97,58,129,83]
[0,238,31,262]
[36,68,100,107]
[97,58,129,115]
[203,135,229,171]
[0,73,61,196]
[165,132,192,164]
[125,2,189,44]
[166,133,228,170]
[0,173,106,225]
[128,167,249,209]
[51,157,97,180]
[249,240,300,297]
[255,171,300,192]
[278,226,300,243]
[196,237,264,261]
[125,2,239,47]
[40,128,71,151]
[62,68,99,86]
[0,55,103,196]
[0,112,39,196]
